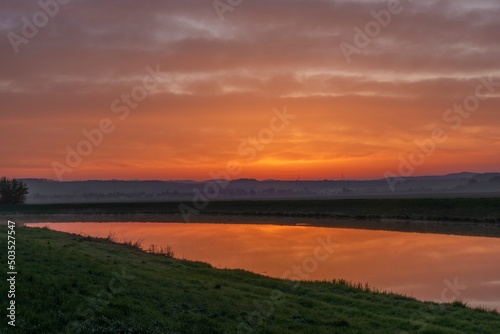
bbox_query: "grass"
[147,244,175,258]
[1,225,499,333]
[2,198,500,223]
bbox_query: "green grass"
[1,225,499,333]
[2,198,500,223]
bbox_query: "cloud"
[1,0,499,180]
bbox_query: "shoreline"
[5,212,500,239]
[2,197,500,238]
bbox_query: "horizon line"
[16,171,499,183]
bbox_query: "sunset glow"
[2,0,499,181]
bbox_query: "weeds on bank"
[77,231,170,255]
[147,243,175,258]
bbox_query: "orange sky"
[1,0,499,181]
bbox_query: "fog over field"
[22,172,500,203]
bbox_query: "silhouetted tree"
[0,177,29,204]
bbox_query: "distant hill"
[408,172,478,180]
[17,172,500,204]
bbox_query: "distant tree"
[467,178,479,186]
[0,177,29,204]
[490,176,500,184]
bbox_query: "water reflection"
[27,222,500,311]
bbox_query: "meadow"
[2,197,500,222]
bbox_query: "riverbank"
[2,198,500,238]
[5,213,500,239]
[1,225,499,333]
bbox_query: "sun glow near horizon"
[1,0,500,181]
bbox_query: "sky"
[1,0,499,181]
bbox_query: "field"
[1,224,500,334]
[2,197,500,222]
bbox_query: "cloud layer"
[1,0,499,180]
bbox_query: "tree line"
[0,177,29,204]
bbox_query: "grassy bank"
[1,225,499,333]
[2,197,500,223]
